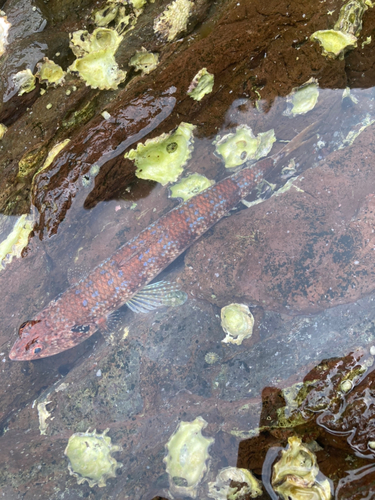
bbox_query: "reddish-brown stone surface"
[182,124,375,315]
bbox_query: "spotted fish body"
[9,159,273,360]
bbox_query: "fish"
[9,158,274,360]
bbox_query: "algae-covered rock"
[65,428,122,488]
[124,122,195,185]
[187,68,214,101]
[169,173,214,201]
[154,0,194,42]
[214,125,276,168]
[164,416,214,498]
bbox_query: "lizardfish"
[9,158,273,360]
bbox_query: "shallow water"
[2,0,375,498]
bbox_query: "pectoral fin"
[126,281,188,314]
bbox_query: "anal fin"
[126,281,187,314]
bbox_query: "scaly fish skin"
[9,159,272,360]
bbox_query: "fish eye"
[34,347,42,354]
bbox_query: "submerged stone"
[124,122,195,185]
[64,428,122,488]
[164,416,214,498]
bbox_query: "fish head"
[9,318,97,360]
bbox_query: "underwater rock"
[154,0,193,42]
[187,68,214,101]
[0,14,10,57]
[65,428,122,487]
[208,466,263,499]
[69,28,126,89]
[35,57,65,87]
[129,47,159,75]
[164,416,214,498]
[124,122,195,185]
[284,78,319,117]
[214,125,276,168]
[12,69,36,96]
[169,173,214,201]
[220,303,254,345]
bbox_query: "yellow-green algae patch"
[164,416,214,498]
[0,214,34,270]
[187,68,214,101]
[284,78,319,117]
[124,122,195,185]
[69,28,126,90]
[65,428,122,488]
[36,58,65,87]
[169,173,214,201]
[214,125,275,169]
[129,47,159,75]
[154,0,193,42]
[221,303,254,345]
[12,69,36,96]
[208,467,262,499]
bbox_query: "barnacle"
[64,428,122,488]
[37,400,52,435]
[0,214,34,270]
[208,466,263,499]
[187,68,214,101]
[214,125,276,169]
[164,416,214,498]
[124,122,195,185]
[169,173,214,201]
[129,47,159,75]
[35,58,65,87]
[310,0,366,59]
[205,352,220,364]
[272,436,332,500]
[69,28,126,90]
[310,30,357,59]
[0,123,7,139]
[154,0,193,42]
[12,69,36,96]
[220,303,254,345]
[0,14,11,57]
[283,78,319,117]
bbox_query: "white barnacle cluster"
[154,0,194,42]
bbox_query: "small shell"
[0,15,11,57]
[310,29,357,59]
[36,58,65,87]
[129,47,159,75]
[283,78,319,117]
[65,428,122,488]
[187,68,214,101]
[154,0,193,42]
[0,123,7,140]
[208,466,262,499]
[220,303,254,345]
[12,69,36,96]
[205,352,220,365]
